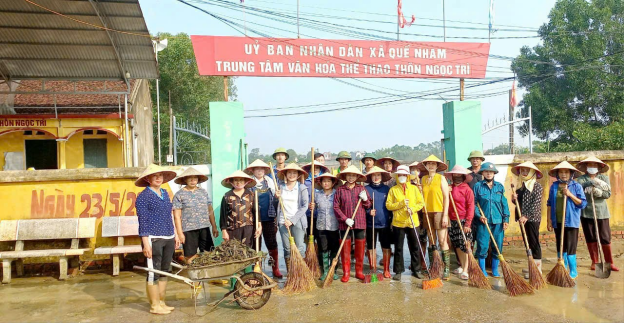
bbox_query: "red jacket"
[449,183,475,227]
[333,184,371,230]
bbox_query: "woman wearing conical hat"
[445,165,475,280]
[364,166,393,279]
[135,164,178,315]
[172,167,218,264]
[511,161,544,277]
[244,159,282,278]
[577,157,618,272]
[310,172,342,281]
[220,170,261,248]
[546,161,587,279]
[275,163,310,270]
[376,156,400,187]
[333,165,371,282]
[417,155,452,280]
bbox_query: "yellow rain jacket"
[386,180,424,228]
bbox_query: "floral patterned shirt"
[219,189,255,231]
[172,187,212,232]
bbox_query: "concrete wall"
[129,79,154,167]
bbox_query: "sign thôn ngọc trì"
[191,36,490,78]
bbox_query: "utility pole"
[168,91,173,165]
[443,0,446,42]
[509,89,515,154]
[528,106,533,153]
[223,76,229,101]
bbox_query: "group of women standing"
[133,151,618,314]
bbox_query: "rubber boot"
[340,239,351,283]
[491,258,501,278]
[587,242,598,271]
[382,248,392,279]
[354,239,366,280]
[269,249,283,278]
[320,251,330,281]
[535,259,543,274]
[563,253,569,270]
[567,254,578,279]
[158,280,174,312]
[602,244,620,272]
[478,258,488,277]
[442,250,451,281]
[147,284,170,315]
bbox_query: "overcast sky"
[143,0,556,156]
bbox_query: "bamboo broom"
[511,183,546,290]
[478,204,535,296]
[414,178,443,279]
[322,200,362,288]
[269,163,316,294]
[448,192,490,289]
[546,182,576,288]
[304,148,321,279]
[254,190,262,273]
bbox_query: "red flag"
[398,0,415,28]
[510,80,517,108]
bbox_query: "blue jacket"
[473,180,510,224]
[304,172,324,218]
[365,183,391,228]
[547,180,587,229]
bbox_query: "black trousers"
[147,238,175,283]
[257,219,279,250]
[392,226,421,274]
[228,226,254,248]
[340,229,365,240]
[581,217,611,245]
[366,226,392,249]
[182,227,214,257]
[318,230,340,256]
[522,221,542,259]
[555,223,579,255]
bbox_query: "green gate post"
[442,101,483,169]
[209,102,245,245]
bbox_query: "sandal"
[453,267,463,275]
[460,272,469,280]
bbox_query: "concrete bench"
[0,218,96,283]
[94,216,142,276]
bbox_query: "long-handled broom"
[304,147,321,279]
[364,192,383,283]
[511,184,546,290]
[546,182,576,288]
[253,190,262,273]
[448,193,490,289]
[415,181,443,279]
[322,200,362,288]
[406,201,443,290]
[477,204,535,296]
[269,163,316,294]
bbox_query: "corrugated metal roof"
[0,0,158,81]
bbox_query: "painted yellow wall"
[0,132,25,170]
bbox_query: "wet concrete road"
[1,241,622,322]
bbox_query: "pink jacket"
[449,183,475,227]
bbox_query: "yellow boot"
[158,280,175,312]
[147,283,171,315]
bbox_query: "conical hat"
[135,164,177,187]
[375,156,400,171]
[408,161,420,169]
[314,172,342,190]
[301,162,330,175]
[548,161,582,178]
[221,170,255,189]
[444,165,473,183]
[336,165,367,182]
[511,161,543,179]
[277,163,308,182]
[244,159,272,175]
[416,155,448,172]
[577,156,609,174]
[365,166,392,184]
[174,167,209,185]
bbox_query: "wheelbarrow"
[133,255,277,314]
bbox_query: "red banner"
[191,36,490,78]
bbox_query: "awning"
[0,0,159,84]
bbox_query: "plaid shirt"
[333,184,371,230]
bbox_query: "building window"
[25,140,58,170]
[83,139,108,168]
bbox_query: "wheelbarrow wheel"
[234,272,271,310]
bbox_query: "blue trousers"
[475,222,504,259]
[279,223,306,259]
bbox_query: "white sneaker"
[453,268,463,275]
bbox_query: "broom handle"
[448,191,471,252]
[333,200,362,259]
[310,147,315,236]
[406,200,431,274]
[372,192,375,270]
[255,190,260,253]
[477,203,503,257]
[511,184,532,254]
[591,189,604,264]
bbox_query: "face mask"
[485,177,494,183]
[452,177,463,184]
[587,167,599,175]
[411,170,418,176]
[398,176,407,184]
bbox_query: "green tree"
[511,0,624,152]
[150,32,237,164]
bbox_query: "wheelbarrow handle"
[133,265,195,286]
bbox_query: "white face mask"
[587,167,599,175]
[398,176,407,184]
